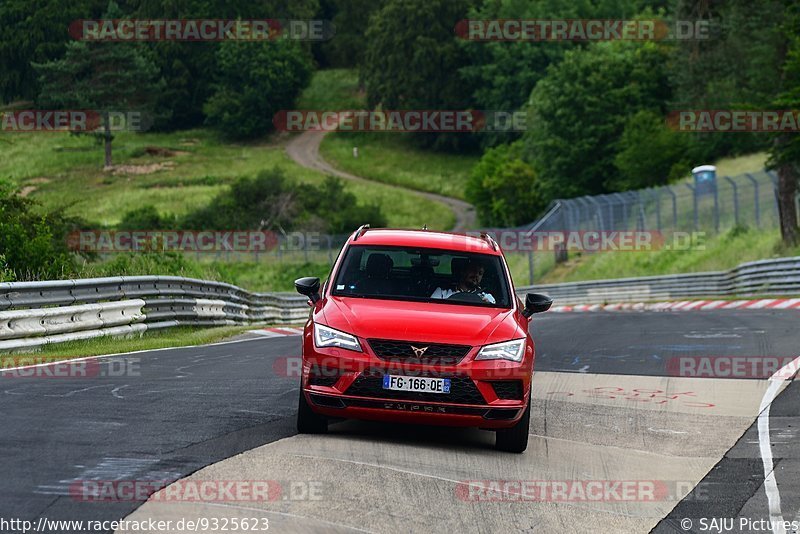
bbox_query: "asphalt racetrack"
[1,310,798,533]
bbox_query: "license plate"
[382,375,451,394]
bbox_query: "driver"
[431,259,496,304]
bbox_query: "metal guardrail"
[517,257,800,305]
[0,276,309,352]
[2,256,798,351]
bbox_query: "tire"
[297,389,328,434]
[495,395,531,453]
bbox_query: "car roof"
[348,228,501,255]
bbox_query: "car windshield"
[331,245,512,308]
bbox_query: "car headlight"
[313,323,362,352]
[475,339,526,362]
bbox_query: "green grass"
[537,226,800,284]
[320,133,479,200]
[0,128,453,230]
[296,68,366,109]
[0,326,256,363]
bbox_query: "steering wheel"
[446,291,486,303]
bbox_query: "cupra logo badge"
[411,346,429,357]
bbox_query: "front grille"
[345,368,486,405]
[367,339,471,365]
[488,380,524,400]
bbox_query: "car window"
[332,245,511,308]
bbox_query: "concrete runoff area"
[118,371,789,533]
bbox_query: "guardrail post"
[745,173,761,228]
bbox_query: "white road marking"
[758,355,800,534]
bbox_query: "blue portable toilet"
[692,164,717,195]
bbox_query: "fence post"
[664,186,678,229]
[713,181,720,234]
[611,193,627,229]
[685,183,698,231]
[527,250,534,286]
[652,188,662,231]
[768,170,780,223]
[745,173,761,228]
[724,176,739,228]
[587,196,605,231]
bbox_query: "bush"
[0,178,80,280]
[181,167,387,234]
[611,110,691,190]
[466,142,544,227]
[118,205,178,230]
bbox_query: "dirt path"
[285,129,476,231]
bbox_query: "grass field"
[320,133,479,200]
[296,68,366,110]
[537,226,800,284]
[0,128,453,230]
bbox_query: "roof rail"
[353,224,370,241]
[480,231,498,251]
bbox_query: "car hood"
[321,296,522,346]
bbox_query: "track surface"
[0,310,798,533]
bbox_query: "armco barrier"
[518,256,800,305]
[1,256,798,352]
[0,276,309,352]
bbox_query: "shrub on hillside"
[180,167,387,234]
[466,142,544,227]
[0,178,80,281]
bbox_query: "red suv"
[293,226,552,452]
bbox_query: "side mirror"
[295,277,321,304]
[522,293,552,318]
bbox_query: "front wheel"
[495,395,530,453]
[297,389,328,434]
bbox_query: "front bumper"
[301,333,533,429]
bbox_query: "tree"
[317,0,386,69]
[459,0,637,148]
[612,110,691,190]
[522,40,671,200]
[133,0,319,130]
[203,39,312,140]
[466,142,544,227]
[34,2,165,167]
[361,0,477,151]
[768,1,800,246]
[0,0,107,102]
